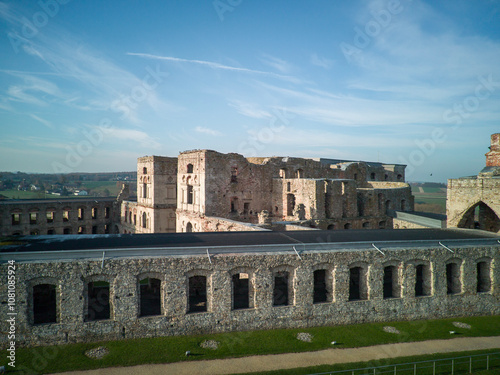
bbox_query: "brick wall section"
[486,133,500,167]
[1,244,498,348]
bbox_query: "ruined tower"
[485,133,500,167]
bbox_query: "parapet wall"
[1,244,497,348]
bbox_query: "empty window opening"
[397,174,403,181]
[286,194,295,216]
[187,185,193,204]
[344,223,351,229]
[362,222,370,228]
[105,207,110,219]
[243,202,250,215]
[384,174,389,181]
[385,200,391,214]
[78,208,84,220]
[279,168,287,178]
[313,269,328,304]
[401,199,406,211]
[415,264,431,297]
[104,224,110,234]
[379,221,386,229]
[92,207,98,219]
[383,266,399,299]
[358,194,365,216]
[139,278,161,317]
[187,163,194,173]
[446,262,461,295]
[287,182,291,192]
[188,276,207,313]
[231,197,239,213]
[370,172,376,180]
[327,224,335,230]
[275,205,279,213]
[349,267,367,301]
[47,229,55,235]
[63,210,69,222]
[46,211,54,223]
[78,226,85,234]
[86,281,110,321]
[143,167,147,174]
[295,169,303,178]
[133,214,137,225]
[231,166,238,183]
[142,212,147,228]
[92,226,98,234]
[30,230,39,235]
[186,222,193,232]
[143,183,147,198]
[477,261,491,293]
[63,228,71,234]
[354,173,358,180]
[29,212,37,225]
[11,213,20,225]
[232,273,249,310]
[33,284,57,325]
[273,272,289,306]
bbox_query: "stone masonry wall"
[1,245,498,348]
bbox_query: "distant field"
[80,181,122,195]
[412,187,447,215]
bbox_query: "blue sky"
[1,0,499,182]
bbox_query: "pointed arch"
[457,201,500,232]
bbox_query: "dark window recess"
[33,284,57,324]
[313,269,328,303]
[86,281,110,321]
[232,273,249,310]
[188,276,207,313]
[349,267,361,301]
[477,262,491,293]
[273,272,289,306]
[139,278,161,316]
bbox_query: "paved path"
[55,336,500,375]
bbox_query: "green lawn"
[2,315,499,375]
[237,349,500,375]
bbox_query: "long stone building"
[119,150,414,234]
[447,133,500,233]
[0,229,498,348]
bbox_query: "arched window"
[187,164,194,173]
[142,212,147,228]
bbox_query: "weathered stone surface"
[0,243,497,348]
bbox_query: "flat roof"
[1,228,498,253]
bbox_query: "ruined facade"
[119,150,414,233]
[447,134,500,233]
[0,198,118,236]
[0,231,498,348]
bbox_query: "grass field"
[0,181,121,199]
[412,187,447,215]
[2,315,498,375]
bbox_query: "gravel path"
[52,336,500,375]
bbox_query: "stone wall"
[1,244,497,348]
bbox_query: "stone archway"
[457,201,500,232]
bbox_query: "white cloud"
[228,100,272,119]
[259,54,294,74]
[310,54,334,69]
[30,114,54,129]
[128,52,302,84]
[195,126,222,136]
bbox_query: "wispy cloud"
[195,126,222,136]
[30,114,54,129]
[228,100,272,119]
[310,53,334,69]
[259,54,294,74]
[127,52,302,83]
